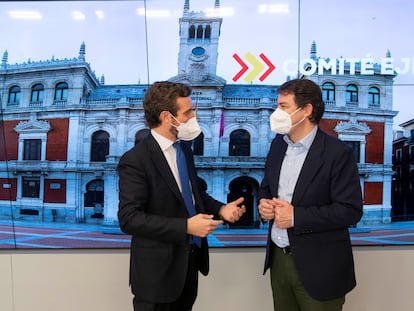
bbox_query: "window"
[31,83,44,103]
[22,177,40,198]
[135,129,150,145]
[346,84,358,104]
[343,140,360,162]
[205,25,211,39]
[189,25,195,39]
[54,82,68,101]
[196,25,203,38]
[229,129,250,156]
[91,130,109,162]
[395,148,402,163]
[368,87,380,106]
[84,179,104,207]
[23,139,41,160]
[322,82,335,102]
[8,85,21,104]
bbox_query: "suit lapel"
[145,135,183,202]
[268,136,288,196]
[292,129,325,204]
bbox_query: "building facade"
[0,0,397,228]
[392,119,414,220]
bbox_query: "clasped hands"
[258,198,293,229]
[187,197,246,238]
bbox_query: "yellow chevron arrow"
[244,52,264,83]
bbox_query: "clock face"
[192,47,205,56]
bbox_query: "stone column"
[103,161,119,227]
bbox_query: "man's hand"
[219,197,246,223]
[187,214,223,237]
[272,198,293,229]
[258,198,276,221]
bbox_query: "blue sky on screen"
[0,0,413,128]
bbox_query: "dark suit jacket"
[117,133,223,303]
[258,128,363,301]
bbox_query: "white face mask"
[170,114,202,141]
[269,107,304,134]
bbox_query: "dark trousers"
[270,243,345,311]
[133,248,199,311]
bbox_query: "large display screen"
[1,0,413,249]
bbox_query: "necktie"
[173,141,201,247]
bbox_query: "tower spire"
[183,0,189,15]
[386,49,392,58]
[310,40,317,60]
[1,50,8,68]
[78,41,86,61]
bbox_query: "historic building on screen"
[392,120,414,221]
[0,0,397,228]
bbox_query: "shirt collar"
[151,129,175,152]
[283,125,318,150]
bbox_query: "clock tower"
[172,0,225,85]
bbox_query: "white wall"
[1,246,413,311]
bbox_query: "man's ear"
[159,111,171,124]
[304,103,313,119]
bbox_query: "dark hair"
[143,81,192,128]
[277,79,324,123]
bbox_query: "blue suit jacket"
[117,133,223,303]
[258,128,363,301]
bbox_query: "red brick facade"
[0,178,17,201]
[44,179,67,203]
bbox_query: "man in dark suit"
[117,81,245,311]
[258,79,363,310]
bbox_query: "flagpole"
[218,108,224,157]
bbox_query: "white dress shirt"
[271,126,318,247]
[151,130,183,192]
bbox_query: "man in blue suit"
[258,78,363,310]
[118,81,245,311]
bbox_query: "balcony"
[195,156,266,169]
[29,100,43,107]
[53,100,67,106]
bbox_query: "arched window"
[91,130,109,162]
[8,85,21,104]
[205,25,211,39]
[322,82,335,102]
[84,179,104,208]
[368,87,380,106]
[227,176,259,228]
[54,82,68,101]
[346,84,358,104]
[189,25,196,39]
[192,132,204,155]
[135,129,150,145]
[196,25,203,38]
[31,83,44,103]
[229,129,250,156]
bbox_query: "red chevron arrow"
[232,53,249,82]
[259,53,276,81]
